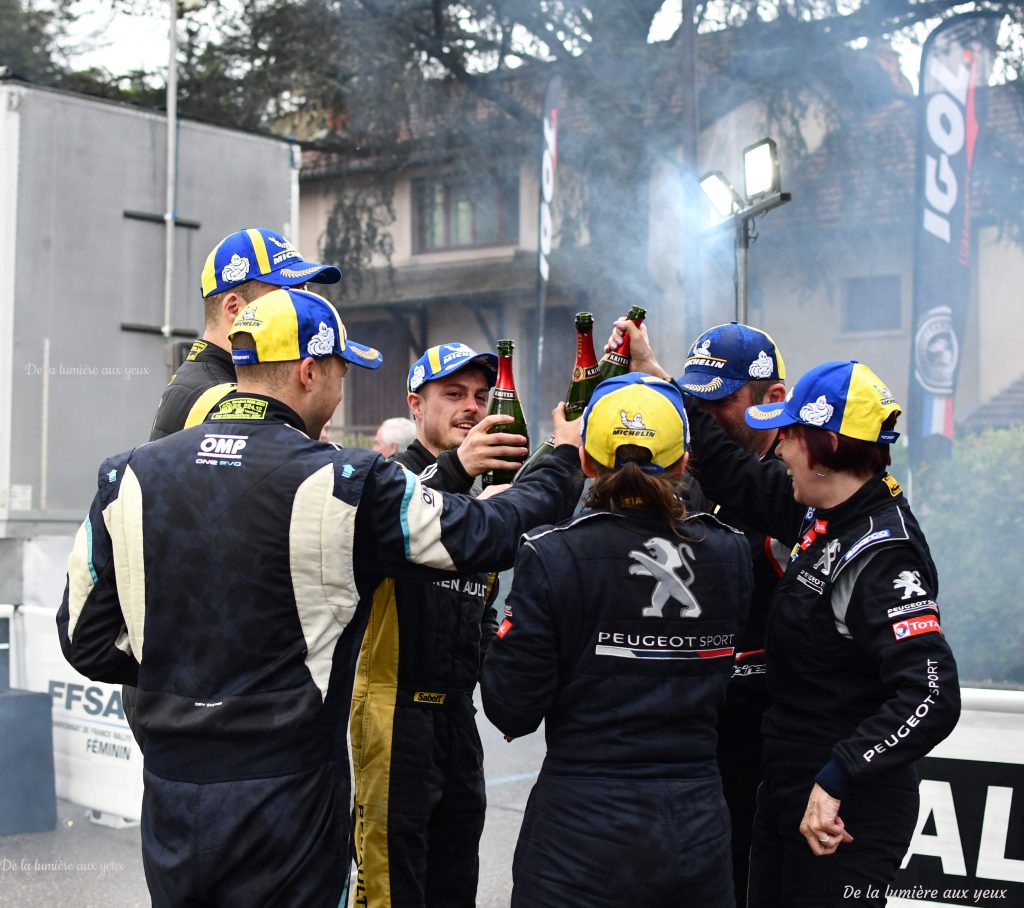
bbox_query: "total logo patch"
[892,615,942,641]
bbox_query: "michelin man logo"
[240,305,259,322]
[799,396,833,426]
[410,364,427,391]
[692,338,712,356]
[893,570,927,600]
[306,322,336,357]
[749,350,774,379]
[221,253,250,284]
[629,538,702,618]
[620,411,648,431]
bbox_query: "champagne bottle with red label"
[482,339,529,487]
[597,305,647,380]
[514,312,599,481]
[563,311,601,420]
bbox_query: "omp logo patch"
[195,434,248,467]
[892,616,942,641]
[413,691,446,705]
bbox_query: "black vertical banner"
[530,73,562,434]
[908,13,999,465]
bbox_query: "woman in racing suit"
[683,359,960,907]
[481,372,753,908]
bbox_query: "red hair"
[786,416,895,476]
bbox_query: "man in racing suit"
[130,228,343,750]
[150,227,340,440]
[351,342,530,908]
[57,289,582,908]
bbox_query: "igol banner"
[908,13,999,465]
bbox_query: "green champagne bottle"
[482,339,529,487]
[514,312,600,482]
[597,305,647,380]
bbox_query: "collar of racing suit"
[800,471,901,537]
[214,392,309,434]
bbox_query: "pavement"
[0,692,544,907]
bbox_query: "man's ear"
[764,382,787,404]
[221,291,246,323]
[407,391,424,422]
[298,357,317,392]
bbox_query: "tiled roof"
[962,374,1024,431]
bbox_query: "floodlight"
[743,138,780,199]
[699,171,741,224]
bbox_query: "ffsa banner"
[908,13,999,464]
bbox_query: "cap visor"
[744,403,795,430]
[340,339,383,370]
[261,263,342,287]
[457,353,499,379]
[676,372,749,400]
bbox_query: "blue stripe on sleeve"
[400,470,415,560]
[85,517,98,584]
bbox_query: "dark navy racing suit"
[685,404,960,908]
[149,339,237,440]
[482,506,752,908]
[688,458,788,906]
[122,340,241,749]
[56,394,582,908]
[350,439,499,908]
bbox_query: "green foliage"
[7,1,1024,294]
[0,0,71,83]
[913,426,1024,685]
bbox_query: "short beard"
[720,419,764,455]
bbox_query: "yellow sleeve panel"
[183,383,237,429]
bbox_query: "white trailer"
[0,79,297,541]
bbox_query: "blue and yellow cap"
[678,322,786,399]
[408,343,498,393]
[201,228,341,298]
[745,361,901,443]
[581,373,689,473]
[228,288,383,369]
